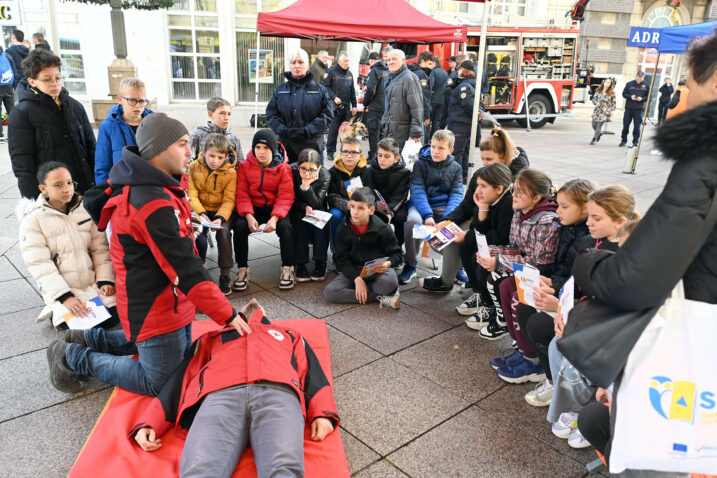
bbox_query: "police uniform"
[322,64,357,159]
[446,76,476,181]
[441,69,459,129]
[408,63,432,140]
[621,78,650,146]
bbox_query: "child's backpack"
[0,52,14,86]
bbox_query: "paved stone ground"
[0,106,671,477]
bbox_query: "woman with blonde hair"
[590,78,616,145]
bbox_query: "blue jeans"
[294,216,329,264]
[65,324,193,396]
[328,207,345,252]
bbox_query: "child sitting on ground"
[323,187,403,308]
[188,133,237,295]
[368,137,411,248]
[17,161,118,329]
[189,96,244,163]
[399,129,464,284]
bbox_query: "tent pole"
[623,52,659,174]
[254,0,262,134]
[466,0,489,183]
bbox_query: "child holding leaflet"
[368,138,411,248]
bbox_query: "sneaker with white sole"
[377,291,400,309]
[478,321,508,340]
[552,412,579,439]
[455,267,468,285]
[524,379,554,407]
[418,276,452,293]
[568,427,591,449]
[496,357,546,384]
[456,292,481,316]
[464,307,492,330]
[397,266,417,284]
[279,266,295,289]
[489,348,523,370]
[231,267,249,291]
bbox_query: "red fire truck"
[358,25,580,129]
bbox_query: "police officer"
[620,70,650,148]
[446,60,477,183]
[322,51,357,160]
[441,56,459,129]
[408,51,433,142]
[363,51,390,162]
[429,55,448,137]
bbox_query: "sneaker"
[418,276,452,293]
[461,280,472,290]
[295,263,311,282]
[590,139,596,145]
[47,340,82,393]
[568,427,591,449]
[465,307,493,330]
[64,329,87,347]
[279,266,295,289]
[455,267,468,285]
[377,291,400,309]
[218,274,231,295]
[497,357,546,384]
[489,348,523,369]
[311,260,327,281]
[478,322,508,340]
[398,265,417,284]
[632,142,639,148]
[552,412,579,439]
[456,292,481,316]
[618,141,627,147]
[231,267,249,291]
[524,379,554,407]
[392,261,404,271]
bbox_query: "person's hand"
[453,230,466,244]
[334,97,342,105]
[424,119,430,126]
[228,313,252,336]
[211,218,222,227]
[63,296,88,317]
[539,276,552,287]
[351,107,358,116]
[305,205,314,217]
[424,217,436,228]
[631,95,637,101]
[301,173,317,189]
[477,255,496,272]
[596,387,613,412]
[311,418,334,441]
[135,427,162,452]
[371,261,391,275]
[246,214,259,232]
[263,216,278,233]
[200,213,211,223]
[376,200,388,212]
[534,286,559,312]
[554,313,565,339]
[99,284,116,297]
[637,96,643,102]
[354,277,368,304]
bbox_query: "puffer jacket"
[490,200,561,273]
[447,76,476,127]
[94,104,153,184]
[382,64,424,144]
[326,155,373,212]
[368,158,411,213]
[363,60,390,114]
[470,189,514,246]
[235,145,294,219]
[187,158,237,221]
[17,194,115,326]
[408,63,432,120]
[409,146,464,220]
[9,80,96,199]
[541,218,589,294]
[188,121,244,163]
[574,99,717,308]
[290,163,330,222]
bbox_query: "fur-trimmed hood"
[656,99,717,162]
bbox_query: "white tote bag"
[610,282,717,475]
[400,140,422,171]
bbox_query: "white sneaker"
[568,427,591,449]
[231,267,249,291]
[279,266,295,289]
[464,307,491,330]
[524,379,554,407]
[552,412,578,439]
[456,292,481,316]
[377,291,400,309]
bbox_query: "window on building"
[546,0,575,21]
[168,0,221,100]
[235,31,285,102]
[491,0,526,16]
[58,33,86,96]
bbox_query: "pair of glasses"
[299,167,318,174]
[340,150,360,157]
[48,181,78,191]
[120,96,150,107]
[36,76,63,85]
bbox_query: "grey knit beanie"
[136,112,189,160]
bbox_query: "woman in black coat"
[9,49,96,199]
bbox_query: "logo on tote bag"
[649,376,716,423]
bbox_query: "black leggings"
[578,400,611,457]
[459,233,491,304]
[233,206,295,267]
[517,304,555,381]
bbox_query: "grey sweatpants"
[180,385,305,478]
[438,219,471,285]
[403,206,446,267]
[323,269,398,304]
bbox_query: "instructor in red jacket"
[46,112,251,396]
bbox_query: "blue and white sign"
[627,27,662,48]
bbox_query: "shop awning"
[658,19,717,53]
[256,0,467,44]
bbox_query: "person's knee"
[234,218,250,235]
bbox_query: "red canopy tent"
[257,0,467,43]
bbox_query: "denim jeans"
[65,324,193,396]
[328,207,345,252]
[294,216,329,264]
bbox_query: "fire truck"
[357,25,580,129]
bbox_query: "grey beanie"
[136,112,189,160]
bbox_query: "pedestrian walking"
[590,78,616,145]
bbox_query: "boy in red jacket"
[233,129,295,290]
[132,299,339,477]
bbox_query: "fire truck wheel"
[516,94,551,129]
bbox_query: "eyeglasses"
[299,167,319,174]
[340,150,361,157]
[119,96,150,107]
[48,181,78,191]
[36,76,63,85]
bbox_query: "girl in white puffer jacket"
[16,161,118,329]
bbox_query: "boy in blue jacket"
[399,130,464,284]
[94,78,153,183]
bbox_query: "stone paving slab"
[326,324,382,378]
[340,429,381,475]
[0,307,58,360]
[0,255,21,282]
[399,287,472,326]
[353,459,410,477]
[267,276,360,320]
[0,278,44,314]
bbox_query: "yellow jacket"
[188,157,237,221]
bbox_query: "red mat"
[69,319,349,477]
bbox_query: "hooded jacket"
[5,44,28,82]
[290,163,330,221]
[187,158,237,222]
[573,99,717,308]
[266,71,332,142]
[17,194,115,326]
[542,218,589,294]
[327,155,373,212]
[363,61,390,114]
[430,65,448,106]
[235,145,294,219]
[9,80,96,199]
[368,157,410,213]
[409,146,464,220]
[322,64,357,108]
[188,121,244,164]
[128,309,340,441]
[382,63,424,145]
[82,147,237,343]
[334,214,403,280]
[447,76,476,127]
[94,104,154,184]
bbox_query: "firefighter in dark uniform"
[620,70,650,147]
[322,51,357,160]
[429,55,448,137]
[446,60,476,183]
[441,57,459,129]
[408,51,433,142]
[363,51,390,162]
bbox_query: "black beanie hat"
[459,60,475,72]
[252,128,277,156]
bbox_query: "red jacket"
[235,144,294,219]
[83,147,237,343]
[128,309,340,440]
